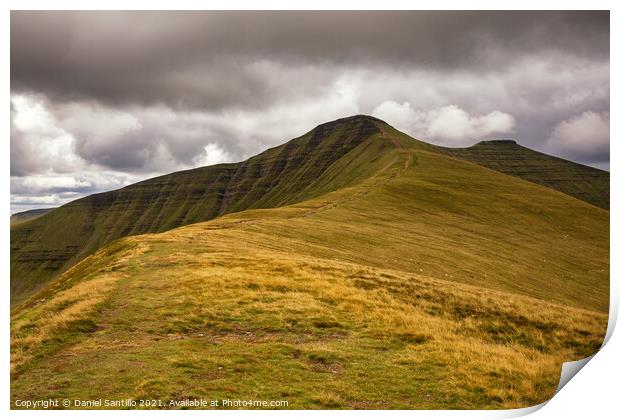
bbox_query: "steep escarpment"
[11,115,385,303]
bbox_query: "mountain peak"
[311,114,386,132]
[308,115,384,144]
[317,114,386,127]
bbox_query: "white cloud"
[10,171,150,214]
[193,143,233,167]
[372,101,515,146]
[11,176,92,194]
[11,95,87,175]
[546,111,609,163]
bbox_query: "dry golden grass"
[11,232,607,408]
[10,239,146,373]
[11,275,120,370]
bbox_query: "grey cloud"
[11,11,609,111]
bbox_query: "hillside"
[10,208,55,226]
[437,140,610,209]
[11,118,609,409]
[10,116,388,303]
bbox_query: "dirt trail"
[375,122,413,177]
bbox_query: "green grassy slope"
[11,123,608,408]
[10,116,384,303]
[437,140,610,209]
[10,208,55,226]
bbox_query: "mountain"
[11,116,608,304]
[10,116,387,302]
[10,116,609,408]
[10,208,55,226]
[437,140,609,209]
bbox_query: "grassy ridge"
[11,123,609,408]
[438,140,610,209]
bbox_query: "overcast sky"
[10,11,610,213]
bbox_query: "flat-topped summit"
[313,114,386,129]
[307,115,384,143]
[439,138,609,209]
[476,139,518,146]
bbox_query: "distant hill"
[437,140,609,209]
[11,116,608,408]
[10,208,55,226]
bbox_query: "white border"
[3,2,616,420]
